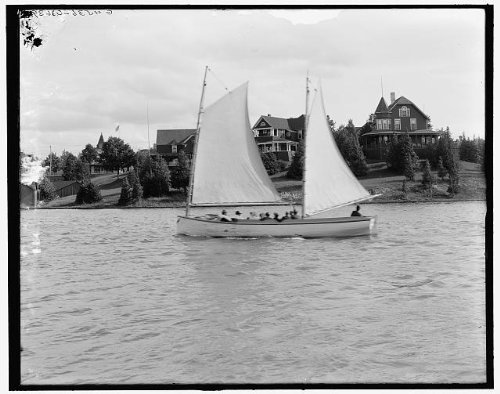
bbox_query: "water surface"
[20,202,487,384]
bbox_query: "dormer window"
[172,145,177,153]
[399,106,410,117]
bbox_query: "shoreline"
[34,197,486,210]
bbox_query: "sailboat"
[176,74,377,238]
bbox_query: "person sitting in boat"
[247,212,258,220]
[218,209,232,222]
[290,209,299,219]
[260,212,271,221]
[280,212,290,222]
[273,213,281,222]
[232,211,242,222]
[351,205,362,217]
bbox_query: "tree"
[42,152,61,174]
[61,151,89,181]
[459,138,479,163]
[129,170,143,201]
[39,175,57,201]
[170,151,191,193]
[421,159,434,189]
[260,152,281,175]
[99,137,136,175]
[333,120,368,176]
[386,133,419,177]
[437,156,447,181]
[80,144,99,164]
[75,180,102,204]
[60,151,78,180]
[286,140,304,179]
[117,177,131,206]
[141,156,170,198]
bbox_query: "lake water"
[20,201,487,385]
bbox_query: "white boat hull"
[176,215,377,238]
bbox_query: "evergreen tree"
[39,175,58,202]
[459,138,479,163]
[260,152,280,175]
[75,180,102,204]
[437,156,447,181]
[333,120,368,176]
[170,151,191,193]
[117,176,131,205]
[286,140,305,179]
[421,159,434,189]
[129,170,143,201]
[387,133,419,178]
[141,156,170,198]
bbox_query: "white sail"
[191,82,282,206]
[303,87,372,217]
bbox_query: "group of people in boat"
[217,205,363,222]
[218,209,299,222]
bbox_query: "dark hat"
[235,211,241,215]
[222,209,227,214]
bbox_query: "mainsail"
[303,87,372,217]
[191,82,282,206]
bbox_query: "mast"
[301,72,310,219]
[185,65,209,216]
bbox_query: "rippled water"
[20,202,487,384]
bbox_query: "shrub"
[75,180,102,204]
[39,175,58,202]
[333,121,368,176]
[459,138,479,163]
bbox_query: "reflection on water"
[20,202,487,384]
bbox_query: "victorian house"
[89,132,107,174]
[251,114,305,162]
[360,92,442,160]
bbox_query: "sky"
[19,7,486,159]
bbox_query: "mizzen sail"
[303,87,372,217]
[191,82,282,206]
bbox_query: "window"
[383,119,391,130]
[399,106,410,117]
[376,119,383,130]
[394,119,401,130]
[172,145,177,153]
[410,118,417,130]
[259,129,271,137]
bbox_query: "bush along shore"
[38,160,486,209]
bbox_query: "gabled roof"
[388,96,430,119]
[252,115,304,131]
[375,97,389,113]
[157,129,196,146]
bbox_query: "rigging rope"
[208,68,229,92]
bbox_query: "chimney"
[390,92,396,104]
[267,114,271,116]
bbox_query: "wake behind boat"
[177,71,378,238]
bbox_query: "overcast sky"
[19,7,486,158]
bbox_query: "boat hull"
[176,215,377,238]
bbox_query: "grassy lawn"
[40,161,486,209]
